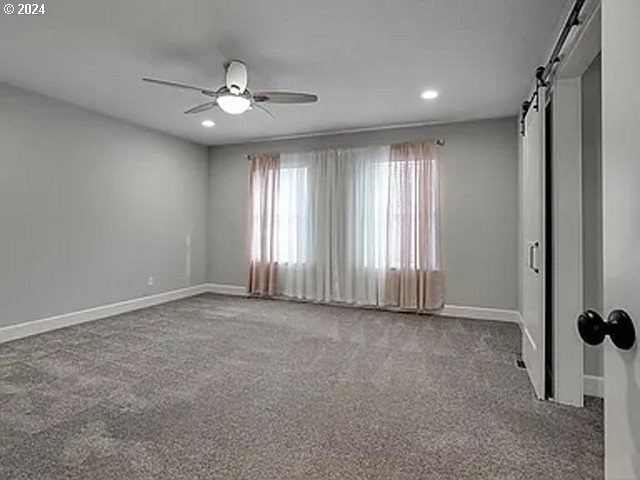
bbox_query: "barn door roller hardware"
[520,0,586,136]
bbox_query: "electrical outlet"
[148,276,154,287]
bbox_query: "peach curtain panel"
[247,153,280,296]
[383,141,444,310]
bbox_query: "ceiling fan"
[143,60,318,118]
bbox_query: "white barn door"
[521,91,546,399]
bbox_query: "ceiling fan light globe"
[217,94,251,115]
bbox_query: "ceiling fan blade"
[251,102,276,119]
[142,77,217,96]
[252,91,318,104]
[184,102,216,114]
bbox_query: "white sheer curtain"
[248,142,444,311]
[275,146,389,304]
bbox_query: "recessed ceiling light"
[201,120,215,128]
[421,90,439,100]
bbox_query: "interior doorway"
[547,2,602,406]
[519,0,605,405]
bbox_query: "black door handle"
[577,309,636,350]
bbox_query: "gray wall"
[582,55,603,377]
[209,117,519,310]
[0,83,209,328]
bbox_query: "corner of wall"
[205,145,215,283]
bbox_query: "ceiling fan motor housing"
[226,60,248,95]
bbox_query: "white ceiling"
[0,0,569,145]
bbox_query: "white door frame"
[549,1,601,406]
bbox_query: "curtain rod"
[246,139,445,160]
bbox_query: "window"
[250,166,309,264]
[385,157,440,270]
[248,143,443,309]
[250,153,439,270]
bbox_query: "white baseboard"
[207,283,247,296]
[0,284,210,344]
[206,284,520,324]
[584,374,604,398]
[209,283,522,324]
[0,282,519,345]
[440,305,521,324]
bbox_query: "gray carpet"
[0,294,603,479]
